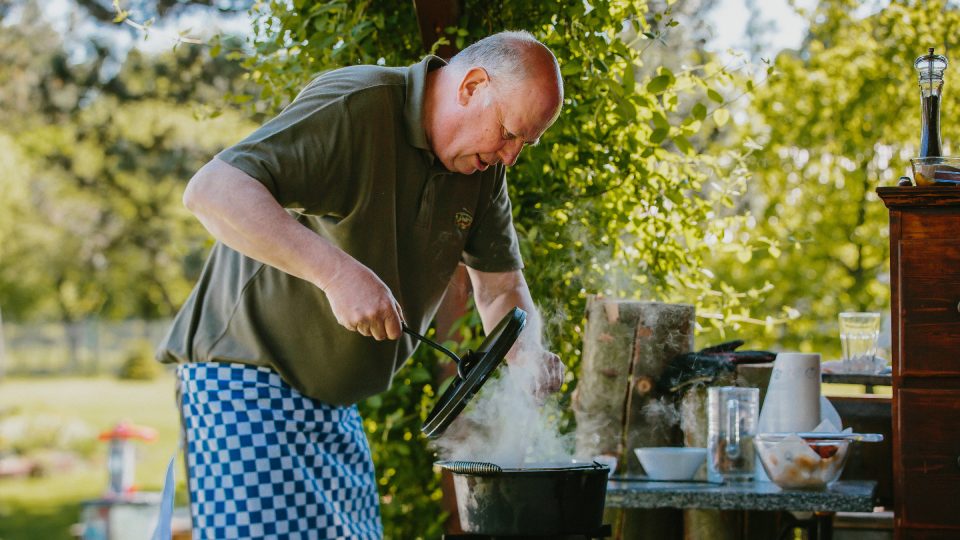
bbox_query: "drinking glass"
[707,386,759,482]
[839,312,881,373]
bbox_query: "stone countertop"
[606,478,876,512]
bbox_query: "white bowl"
[634,447,707,481]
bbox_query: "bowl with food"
[911,156,960,185]
[755,432,882,490]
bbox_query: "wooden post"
[680,377,737,540]
[413,0,460,59]
[574,296,694,540]
[677,364,775,539]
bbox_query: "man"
[158,30,564,538]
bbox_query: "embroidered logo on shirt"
[454,209,473,230]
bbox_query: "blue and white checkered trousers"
[177,362,383,539]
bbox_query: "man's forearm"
[183,158,348,290]
[467,268,544,350]
[467,267,565,394]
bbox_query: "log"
[574,297,695,540]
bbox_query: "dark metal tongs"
[402,324,477,379]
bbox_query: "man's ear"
[457,67,490,106]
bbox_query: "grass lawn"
[0,375,182,540]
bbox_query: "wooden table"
[821,371,892,394]
[605,478,877,540]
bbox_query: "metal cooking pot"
[436,460,609,536]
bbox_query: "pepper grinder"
[915,47,948,158]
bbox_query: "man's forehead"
[500,97,557,143]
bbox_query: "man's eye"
[502,128,515,140]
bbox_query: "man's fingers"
[544,354,564,393]
[384,314,402,340]
[382,301,403,340]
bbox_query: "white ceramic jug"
[758,352,822,433]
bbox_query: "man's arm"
[183,158,403,340]
[465,267,564,394]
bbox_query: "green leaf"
[622,61,635,93]
[409,366,432,383]
[561,62,582,76]
[713,108,730,127]
[692,102,707,120]
[707,88,724,103]
[651,111,670,129]
[646,75,672,93]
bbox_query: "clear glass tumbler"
[707,386,759,482]
[839,312,881,373]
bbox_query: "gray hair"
[448,31,561,93]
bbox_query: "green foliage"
[116,340,163,380]
[713,0,960,356]
[0,3,258,323]
[246,1,764,536]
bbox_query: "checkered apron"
[176,363,383,540]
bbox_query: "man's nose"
[498,139,524,167]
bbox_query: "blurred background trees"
[709,0,960,354]
[0,0,256,371]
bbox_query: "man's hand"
[536,350,565,395]
[509,348,565,399]
[322,258,403,341]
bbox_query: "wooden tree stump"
[573,296,695,540]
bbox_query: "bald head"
[423,31,564,175]
[448,31,564,117]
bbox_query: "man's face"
[437,68,560,175]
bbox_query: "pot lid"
[420,307,526,438]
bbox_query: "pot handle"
[403,324,462,367]
[438,460,503,475]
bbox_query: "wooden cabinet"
[878,188,960,539]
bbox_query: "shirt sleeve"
[461,167,524,272]
[215,82,356,216]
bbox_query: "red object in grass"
[98,421,158,442]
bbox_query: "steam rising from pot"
[432,341,574,467]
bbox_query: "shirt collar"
[404,55,446,156]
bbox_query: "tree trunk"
[64,319,81,374]
[573,296,695,540]
[0,307,6,380]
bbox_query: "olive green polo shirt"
[157,56,523,405]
